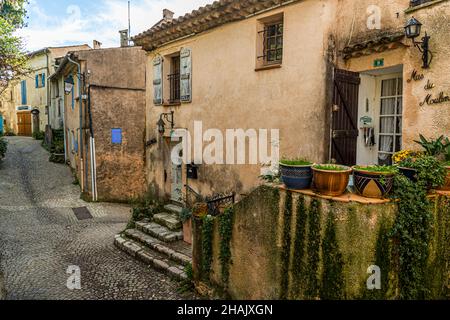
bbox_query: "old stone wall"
[193,185,450,300]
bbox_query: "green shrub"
[32,131,45,140]
[0,136,8,158]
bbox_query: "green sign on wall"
[374,58,385,68]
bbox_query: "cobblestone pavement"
[0,137,195,300]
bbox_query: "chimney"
[119,29,129,47]
[93,40,102,49]
[163,9,174,21]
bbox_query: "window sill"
[163,101,181,107]
[255,64,282,72]
[405,0,447,13]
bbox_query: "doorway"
[356,66,403,165]
[17,112,32,136]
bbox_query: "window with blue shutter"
[111,128,122,144]
[35,75,39,88]
[41,73,45,87]
[21,80,27,105]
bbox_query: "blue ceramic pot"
[280,163,313,190]
[353,167,395,199]
[399,167,418,182]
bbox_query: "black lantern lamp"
[404,17,432,69]
[64,75,74,95]
[157,111,175,135]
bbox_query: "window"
[378,78,403,165]
[168,55,181,104]
[262,22,283,64]
[111,128,122,144]
[20,80,27,105]
[256,14,284,70]
[35,73,46,88]
[410,0,434,7]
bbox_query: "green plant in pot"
[414,135,450,190]
[279,158,313,190]
[312,164,352,196]
[352,165,397,199]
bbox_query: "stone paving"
[0,137,195,300]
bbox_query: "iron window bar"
[168,72,180,104]
[257,22,283,64]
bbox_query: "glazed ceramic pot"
[312,165,352,197]
[280,163,313,190]
[353,166,395,199]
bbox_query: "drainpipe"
[67,55,84,193]
[87,86,98,201]
[61,77,67,163]
[46,50,50,129]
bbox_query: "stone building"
[49,46,147,202]
[0,45,90,136]
[133,0,450,203]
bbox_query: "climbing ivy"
[201,215,215,279]
[389,175,432,300]
[279,192,293,300]
[291,196,308,298]
[320,207,345,300]
[305,199,321,299]
[218,207,234,287]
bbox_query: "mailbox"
[187,163,199,180]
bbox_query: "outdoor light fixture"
[64,75,74,95]
[157,111,175,135]
[404,17,433,69]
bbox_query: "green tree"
[0,0,29,93]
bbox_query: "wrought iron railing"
[206,193,236,217]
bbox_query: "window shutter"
[35,75,39,88]
[21,80,27,105]
[153,56,163,105]
[180,48,192,103]
[71,87,75,110]
[41,73,45,87]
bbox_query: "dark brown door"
[331,69,361,166]
[17,112,32,136]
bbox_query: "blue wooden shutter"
[21,80,27,105]
[180,48,192,103]
[153,56,163,105]
[71,87,74,110]
[35,75,39,88]
[41,73,45,87]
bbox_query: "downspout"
[61,77,67,163]
[88,86,98,201]
[46,50,50,129]
[67,55,84,193]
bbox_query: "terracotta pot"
[439,166,450,191]
[352,166,395,199]
[312,165,352,197]
[183,218,192,245]
[279,163,313,190]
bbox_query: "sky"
[17,0,212,52]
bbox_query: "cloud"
[17,0,212,51]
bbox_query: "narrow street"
[0,137,192,300]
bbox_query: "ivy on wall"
[218,207,234,287]
[305,199,321,299]
[279,192,293,300]
[201,215,215,278]
[291,196,308,298]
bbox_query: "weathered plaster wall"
[194,185,450,300]
[91,88,146,201]
[0,86,19,133]
[146,0,337,199]
[335,0,450,149]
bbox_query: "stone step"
[124,229,192,266]
[153,212,182,231]
[164,204,183,215]
[114,235,187,281]
[136,221,183,243]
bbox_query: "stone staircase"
[115,204,192,281]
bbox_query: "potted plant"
[279,158,313,190]
[393,150,420,182]
[352,165,397,199]
[312,164,352,196]
[180,208,193,245]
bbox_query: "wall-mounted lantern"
[64,75,74,95]
[404,17,433,69]
[157,111,175,135]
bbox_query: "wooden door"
[331,69,361,166]
[17,112,32,136]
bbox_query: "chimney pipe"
[93,40,102,49]
[119,29,129,47]
[163,9,174,21]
